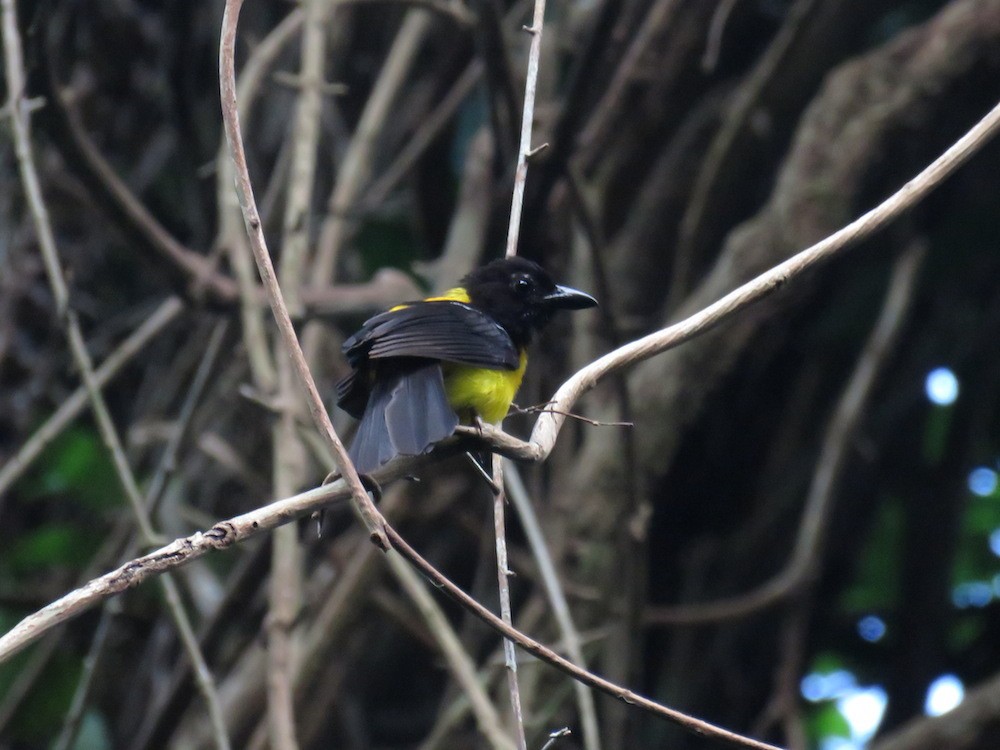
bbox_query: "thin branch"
[145,321,229,513]
[215,7,306,390]
[360,60,484,215]
[540,728,572,750]
[646,240,926,625]
[701,0,741,72]
[0,468,780,750]
[41,25,240,302]
[266,2,329,744]
[576,0,682,169]
[672,0,819,308]
[219,0,389,548]
[477,96,1000,465]
[495,0,549,736]
[383,527,784,750]
[51,611,113,750]
[2,3,230,747]
[565,165,643,746]
[0,480,344,662]
[6,79,1000,750]
[493,456,528,750]
[0,626,63,732]
[505,463,601,750]
[55,323,226,750]
[386,551,517,750]
[310,11,432,288]
[0,297,184,496]
[504,0,547,258]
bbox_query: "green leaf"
[840,498,904,612]
[922,405,953,465]
[357,219,423,277]
[809,701,852,741]
[6,524,101,573]
[2,650,83,744]
[18,425,123,511]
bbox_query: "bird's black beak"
[543,284,598,310]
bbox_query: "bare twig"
[55,323,226,750]
[564,168,645,744]
[576,0,682,168]
[702,0,741,72]
[506,463,601,750]
[492,0,550,737]
[216,7,305,390]
[41,25,239,302]
[2,3,230,747]
[0,297,184,496]
[265,3,329,744]
[0,479,348,662]
[476,96,1000,465]
[383,527,783,750]
[219,0,389,548]
[493,456,528,750]
[0,460,779,748]
[51,611,113,750]
[144,321,229,512]
[673,0,819,307]
[6,79,1000,750]
[504,0,547,258]
[540,728,572,750]
[310,11,432,288]
[646,241,925,625]
[361,62,484,216]
[0,626,63,732]
[386,552,517,750]
[490,1,551,737]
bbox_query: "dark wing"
[347,365,459,473]
[335,370,367,418]
[343,301,519,370]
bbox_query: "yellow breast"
[443,350,528,425]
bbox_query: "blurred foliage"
[17,425,123,512]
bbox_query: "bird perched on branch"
[336,257,597,473]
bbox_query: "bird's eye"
[513,275,533,295]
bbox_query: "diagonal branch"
[219,0,389,549]
[646,238,925,625]
[473,96,1000,465]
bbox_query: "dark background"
[2,0,1000,748]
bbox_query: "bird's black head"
[462,258,597,347]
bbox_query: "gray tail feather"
[347,365,458,474]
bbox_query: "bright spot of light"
[801,674,826,702]
[838,686,887,742]
[925,368,959,405]
[857,615,887,643]
[952,581,993,608]
[801,670,857,702]
[969,467,999,497]
[990,530,1000,558]
[820,739,860,750]
[925,674,964,716]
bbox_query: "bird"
[336,257,597,474]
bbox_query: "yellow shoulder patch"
[390,287,471,312]
[425,287,472,304]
